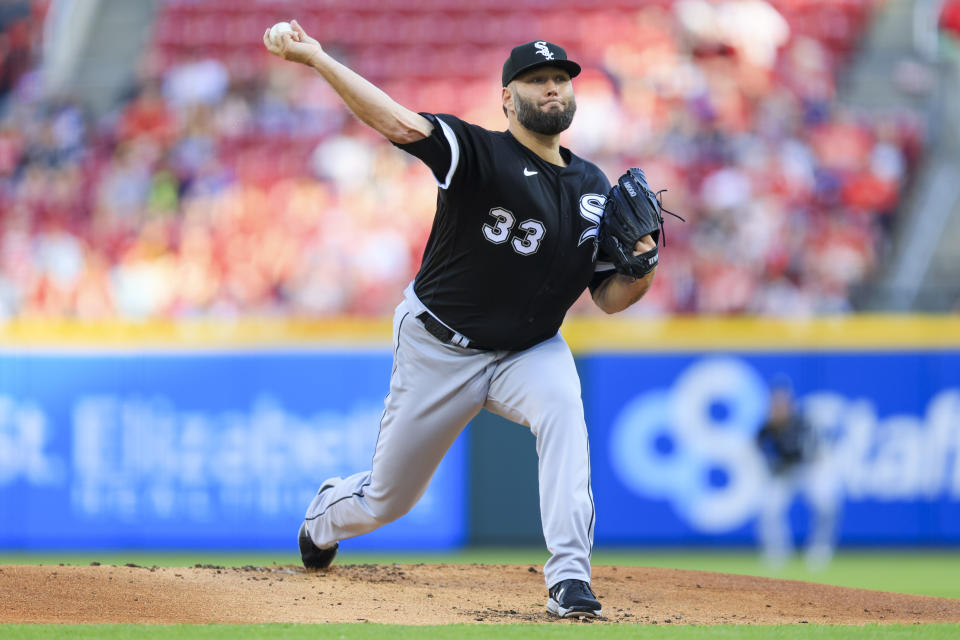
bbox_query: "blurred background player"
[755,376,841,571]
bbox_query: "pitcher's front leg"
[303,306,492,551]
[485,334,595,589]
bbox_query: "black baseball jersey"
[395,113,613,351]
[756,415,815,475]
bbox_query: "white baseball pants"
[758,464,840,570]
[303,292,595,588]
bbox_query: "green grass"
[2,624,960,639]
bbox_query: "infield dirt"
[2,563,959,625]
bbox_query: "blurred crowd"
[0,0,927,319]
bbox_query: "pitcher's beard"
[514,92,576,135]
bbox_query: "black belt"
[416,312,492,350]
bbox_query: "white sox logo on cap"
[502,40,580,86]
[534,41,554,60]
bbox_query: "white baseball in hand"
[269,21,294,46]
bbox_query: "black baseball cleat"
[298,522,338,570]
[547,579,602,619]
[298,478,341,570]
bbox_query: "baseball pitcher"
[264,20,679,619]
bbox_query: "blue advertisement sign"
[583,352,960,546]
[0,351,466,549]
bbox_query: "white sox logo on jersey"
[578,193,606,257]
[534,41,554,60]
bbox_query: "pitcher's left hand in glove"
[598,168,683,279]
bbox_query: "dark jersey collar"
[504,129,578,173]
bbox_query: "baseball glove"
[597,168,683,279]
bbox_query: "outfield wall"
[1,316,958,549]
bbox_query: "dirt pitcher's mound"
[2,563,959,625]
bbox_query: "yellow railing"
[1,315,959,352]
[560,314,960,352]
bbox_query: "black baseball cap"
[501,41,581,87]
